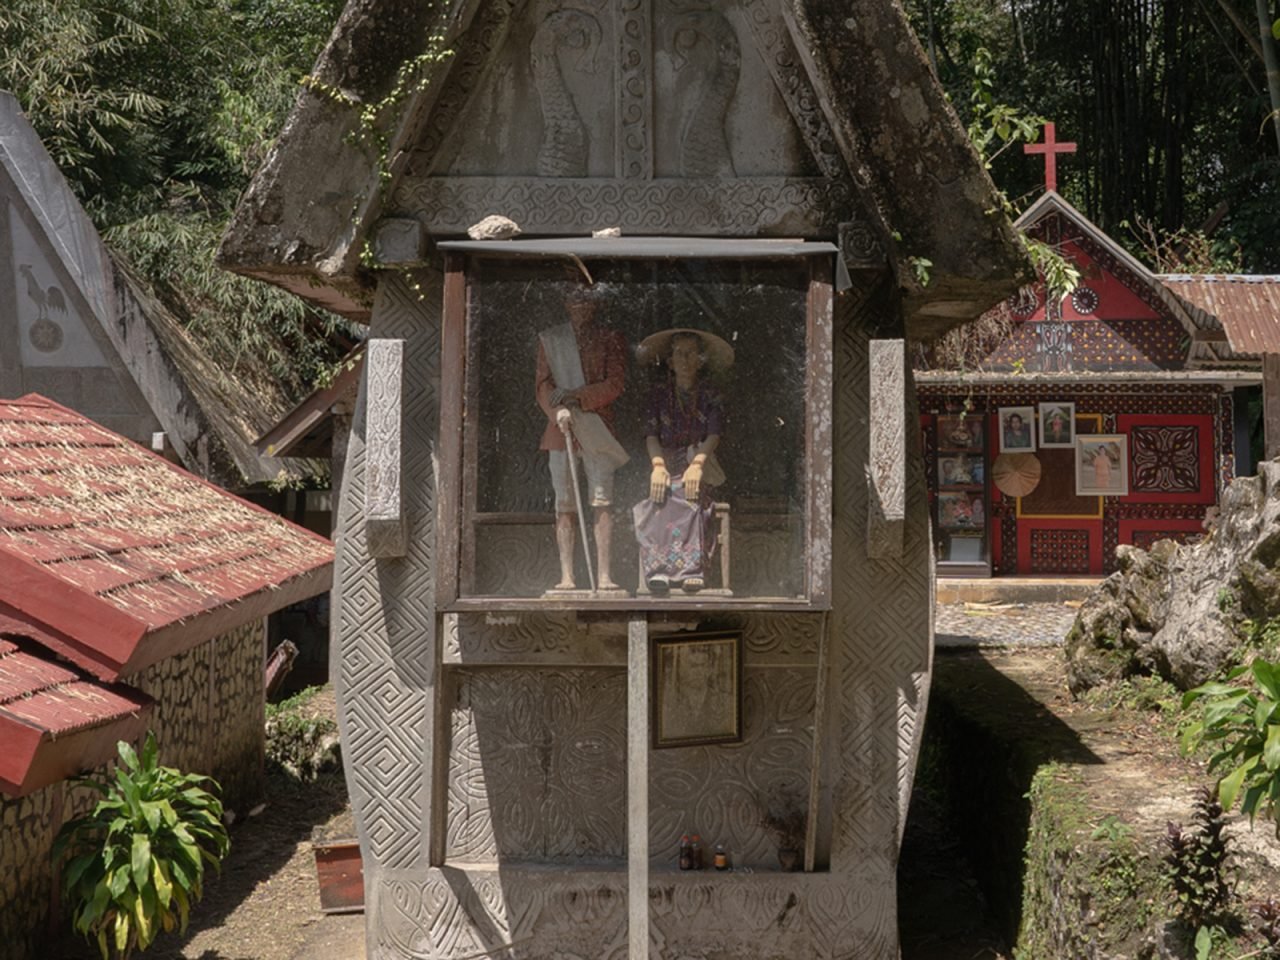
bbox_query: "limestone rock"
[1067,461,1280,695]
[466,215,521,241]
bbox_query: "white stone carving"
[365,337,406,558]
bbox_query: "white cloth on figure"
[539,322,629,470]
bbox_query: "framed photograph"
[936,416,984,452]
[938,454,982,487]
[1038,402,1076,448]
[938,491,985,529]
[998,406,1037,453]
[1076,435,1128,496]
[653,631,743,748]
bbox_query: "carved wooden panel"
[393,176,853,236]
[649,666,814,867]
[446,668,628,862]
[372,866,898,959]
[867,339,905,559]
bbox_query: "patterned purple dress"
[632,380,724,585]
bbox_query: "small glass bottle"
[713,844,728,871]
[690,834,703,870]
[678,834,692,870]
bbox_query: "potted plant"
[53,733,230,959]
[759,786,807,872]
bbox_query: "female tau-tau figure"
[633,328,733,593]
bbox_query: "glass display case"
[933,415,990,575]
[435,240,836,609]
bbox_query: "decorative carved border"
[392,176,853,235]
[617,0,651,177]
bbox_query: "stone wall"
[0,619,266,959]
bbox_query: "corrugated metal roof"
[1160,275,1280,358]
[0,394,334,680]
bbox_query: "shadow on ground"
[899,650,1102,958]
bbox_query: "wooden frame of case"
[435,249,835,612]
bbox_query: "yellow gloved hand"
[684,457,705,500]
[649,458,670,503]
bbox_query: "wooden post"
[1264,354,1280,461]
[628,616,649,960]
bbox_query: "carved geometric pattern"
[867,339,905,559]
[618,0,652,178]
[446,669,627,862]
[1029,528,1090,574]
[391,176,854,236]
[738,0,846,180]
[1130,425,1200,493]
[1219,392,1235,493]
[372,866,897,959]
[334,271,441,871]
[649,667,815,867]
[443,611,822,665]
[413,0,521,170]
[827,273,929,952]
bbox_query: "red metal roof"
[0,636,152,796]
[1161,275,1280,358]
[0,394,334,680]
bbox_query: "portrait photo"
[653,631,743,748]
[1038,402,1075,448]
[938,454,981,487]
[938,491,981,528]
[998,406,1037,453]
[1075,435,1128,496]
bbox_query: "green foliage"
[901,0,1280,272]
[266,685,340,781]
[1164,787,1236,932]
[301,34,454,201]
[907,255,933,287]
[52,734,230,959]
[967,46,1044,169]
[1181,660,1280,833]
[0,0,354,399]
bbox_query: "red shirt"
[535,324,628,451]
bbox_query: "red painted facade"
[916,193,1258,577]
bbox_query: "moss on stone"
[1016,767,1165,959]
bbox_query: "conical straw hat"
[636,328,734,372]
[992,453,1042,498]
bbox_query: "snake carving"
[669,11,740,178]
[531,10,602,178]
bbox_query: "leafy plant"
[266,685,341,781]
[53,733,230,959]
[1164,787,1235,931]
[1181,659,1280,833]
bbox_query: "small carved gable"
[969,193,1213,375]
[428,0,828,181]
[218,0,1032,337]
[390,0,858,239]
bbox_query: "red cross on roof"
[1024,122,1077,193]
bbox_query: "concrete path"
[936,600,1079,648]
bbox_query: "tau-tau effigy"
[220,0,1027,955]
